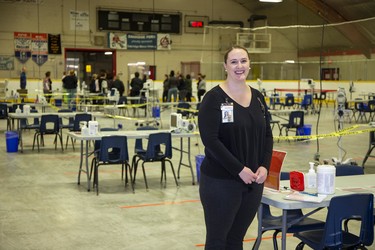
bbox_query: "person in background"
[89,74,98,93]
[62,70,78,110]
[167,70,179,102]
[185,74,192,102]
[130,72,143,97]
[112,74,125,97]
[43,71,52,103]
[98,71,108,94]
[197,73,206,102]
[162,74,169,102]
[198,45,273,249]
[178,73,187,101]
[20,66,27,90]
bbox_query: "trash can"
[297,124,312,136]
[195,155,205,183]
[55,99,62,107]
[5,131,19,153]
[152,106,160,118]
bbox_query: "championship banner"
[48,34,62,54]
[14,32,32,63]
[31,33,48,66]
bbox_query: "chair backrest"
[302,94,312,105]
[98,135,129,163]
[288,111,304,127]
[40,114,60,132]
[144,132,172,160]
[135,126,158,152]
[72,113,92,131]
[177,102,191,117]
[284,96,295,106]
[321,193,374,248]
[0,103,8,118]
[367,100,375,111]
[335,165,364,176]
[94,127,119,151]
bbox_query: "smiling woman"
[198,45,273,249]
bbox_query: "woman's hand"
[238,167,257,184]
[254,166,268,184]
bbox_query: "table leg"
[77,140,91,191]
[281,210,288,250]
[176,137,195,185]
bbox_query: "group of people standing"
[162,71,206,103]
[89,72,125,97]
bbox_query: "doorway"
[65,49,116,90]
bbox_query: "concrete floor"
[0,104,374,250]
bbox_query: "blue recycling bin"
[152,106,160,118]
[195,155,205,183]
[5,131,19,153]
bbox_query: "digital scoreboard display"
[98,10,181,34]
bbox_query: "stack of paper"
[284,191,327,203]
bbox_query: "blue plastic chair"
[20,109,39,131]
[294,193,374,250]
[134,126,158,156]
[65,113,92,150]
[297,94,313,110]
[280,111,305,137]
[32,114,63,152]
[91,135,133,195]
[132,132,178,190]
[252,171,325,250]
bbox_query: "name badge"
[221,103,234,123]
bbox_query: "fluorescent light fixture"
[284,60,295,64]
[104,51,113,55]
[127,62,146,66]
[260,0,283,2]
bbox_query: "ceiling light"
[259,0,283,2]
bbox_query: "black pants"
[199,172,263,250]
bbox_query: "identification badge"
[221,103,234,123]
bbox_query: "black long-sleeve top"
[198,85,273,181]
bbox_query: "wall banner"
[14,32,32,63]
[48,34,62,54]
[31,33,48,66]
[108,32,171,50]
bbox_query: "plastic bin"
[152,106,160,118]
[55,99,62,107]
[297,124,312,136]
[5,131,19,153]
[195,155,205,183]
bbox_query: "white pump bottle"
[305,162,317,189]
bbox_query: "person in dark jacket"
[62,70,78,109]
[112,74,125,97]
[198,45,273,249]
[130,72,143,97]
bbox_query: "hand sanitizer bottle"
[305,162,317,190]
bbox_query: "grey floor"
[0,104,374,250]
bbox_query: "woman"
[197,73,206,102]
[43,71,52,103]
[198,45,273,249]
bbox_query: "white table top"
[8,111,102,119]
[67,129,199,141]
[262,174,375,210]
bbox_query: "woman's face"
[224,48,250,82]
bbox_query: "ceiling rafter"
[297,0,372,58]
